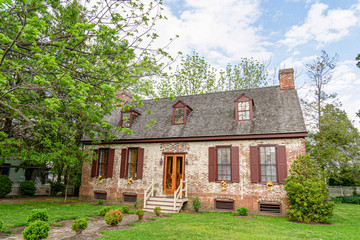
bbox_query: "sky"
[152,0,360,129]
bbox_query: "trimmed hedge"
[0,175,12,197]
[27,209,49,223]
[20,181,36,197]
[332,196,360,204]
[22,220,50,240]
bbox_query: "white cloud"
[280,2,359,49]
[156,0,272,66]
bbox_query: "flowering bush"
[104,209,123,226]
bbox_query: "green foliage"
[136,208,145,220]
[285,154,335,223]
[104,209,123,226]
[71,218,88,234]
[50,182,65,196]
[22,220,50,240]
[332,196,360,204]
[158,52,268,98]
[192,196,201,212]
[0,0,172,190]
[27,209,49,223]
[236,207,248,216]
[0,175,12,197]
[153,206,161,216]
[0,218,3,230]
[122,206,130,214]
[308,104,360,184]
[20,181,36,197]
[99,207,111,216]
[133,201,138,208]
[97,200,105,205]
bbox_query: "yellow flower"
[127,177,133,184]
[99,180,103,184]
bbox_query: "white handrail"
[174,179,187,211]
[143,180,154,208]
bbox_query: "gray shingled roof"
[88,86,307,141]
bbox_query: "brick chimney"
[116,90,133,106]
[279,68,295,90]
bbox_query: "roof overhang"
[82,132,308,145]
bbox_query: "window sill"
[259,181,280,185]
[215,180,233,183]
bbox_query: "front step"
[144,196,188,213]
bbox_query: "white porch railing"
[174,179,187,211]
[143,180,154,209]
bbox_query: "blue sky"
[154,0,360,129]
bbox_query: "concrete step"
[147,200,182,207]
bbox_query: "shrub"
[332,195,360,204]
[104,209,123,226]
[192,196,201,212]
[97,200,105,205]
[285,154,335,223]
[133,201,138,208]
[71,218,88,234]
[50,182,65,196]
[20,181,36,197]
[99,206,111,216]
[122,206,130,213]
[136,208,145,220]
[236,207,248,216]
[154,206,161,216]
[27,209,49,223]
[22,220,50,240]
[0,175,12,198]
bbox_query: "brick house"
[79,68,307,215]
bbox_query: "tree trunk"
[64,181,68,202]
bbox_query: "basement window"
[258,202,281,215]
[215,199,234,211]
[123,193,137,203]
[94,191,107,200]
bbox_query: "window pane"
[175,115,184,123]
[260,146,277,182]
[175,107,184,115]
[217,148,230,164]
[99,149,109,177]
[128,149,138,178]
[244,101,249,110]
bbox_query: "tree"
[157,52,269,97]
[302,50,339,131]
[0,0,173,196]
[158,52,218,97]
[285,154,335,223]
[219,58,268,91]
[308,104,360,185]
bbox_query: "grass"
[0,201,359,239]
[98,204,360,240]
[0,200,129,228]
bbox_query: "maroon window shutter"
[250,146,260,183]
[208,147,216,181]
[106,149,115,178]
[277,145,287,184]
[231,146,240,182]
[91,150,99,178]
[136,148,144,179]
[120,148,127,178]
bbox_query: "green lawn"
[98,204,360,240]
[0,201,359,239]
[0,200,126,227]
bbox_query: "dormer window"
[172,100,192,125]
[121,109,141,128]
[235,94,253,121]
